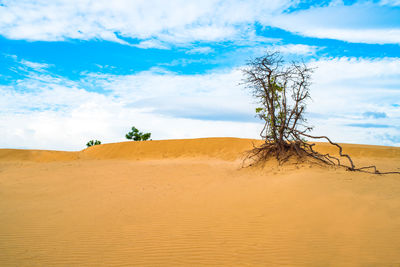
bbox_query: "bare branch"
[242,51,400,175]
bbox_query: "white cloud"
[83,67,256,121]
[134,39,170,50]
[1,56,400,150]
[1,1,399,46]
[19,59,51,71]
[0,61,262,150]
[307,57,400,146]
[379,0,400,6]
[186,47,214,54]
[0,110,263,151]
[5,54,53,73]
[0,0,293,45]
[266,2,400,44]
[293,28,400,45]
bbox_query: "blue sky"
[0,0,400,150]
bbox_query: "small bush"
[126,126,151,141]
[86,140,101,147]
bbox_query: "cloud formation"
[0,0,291,44]
[1,55,399,150]
[1,0,399,45]
[268,2,400,44]
[0,59,261,150]
[306,57,400,146]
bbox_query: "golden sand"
[1,138,399,266]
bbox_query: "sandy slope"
[0,138,399,266]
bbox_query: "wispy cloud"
[19,59,52,71]
[346,123,391,128]
[379,0,400,6]
[1,1,399,46]
[186,47,214,55]
[0,0,293,45]
[267,2,400,44]
[134,39,170,50]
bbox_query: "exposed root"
[241,51,399,175]
[243,138,400,175]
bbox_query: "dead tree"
[242,52,399,175]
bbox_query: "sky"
[0,0,400,150]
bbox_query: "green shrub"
[86,140,101,147]
[126,126,151,141]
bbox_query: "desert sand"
[0,137,400,266]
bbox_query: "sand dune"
[1,138,400,266]
[0,138,258,162]
[2,137,400,162]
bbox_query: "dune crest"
[1,137,399,162]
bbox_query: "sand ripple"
[1,139,400,266]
